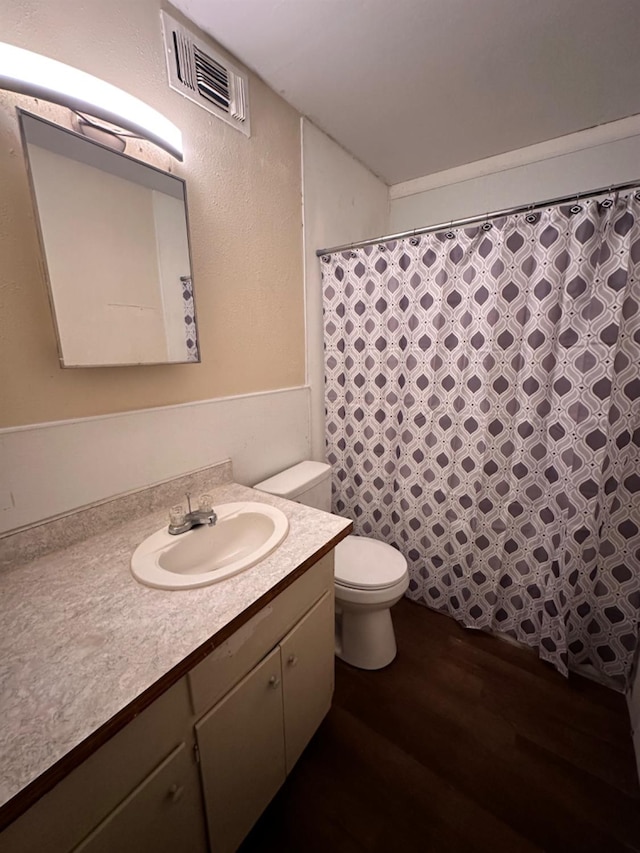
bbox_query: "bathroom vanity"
[193,558,334,852]
[0,467,351,852]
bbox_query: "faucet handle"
[199,494,214,512]
[169,505,186,526]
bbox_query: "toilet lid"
[334,535,408,590]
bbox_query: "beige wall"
[0,0,304,427]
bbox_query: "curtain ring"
[568,193,582,215]
[600,188,614,209]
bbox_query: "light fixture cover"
[0,41,183,160]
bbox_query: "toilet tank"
[254,461,332,511]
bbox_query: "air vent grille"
[161,11,250,136]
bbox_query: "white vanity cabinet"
[1,552,335,853]
[196,647,287,853]
[2,680,207,853]
[195,590,334,853]
[189,553,335,852]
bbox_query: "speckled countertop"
[0,476,351,818]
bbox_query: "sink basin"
[131,502,289,590]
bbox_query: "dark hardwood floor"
[240,598,640,853]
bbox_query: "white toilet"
[254,461,409,670]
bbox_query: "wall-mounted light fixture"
[0,41,183,160]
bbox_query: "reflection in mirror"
[19,110,200,367]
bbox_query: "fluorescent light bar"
[0,42,183,160]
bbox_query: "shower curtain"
[322,192,640,688]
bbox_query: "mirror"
[19,110,200,367]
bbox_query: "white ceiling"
[172,0,640,185]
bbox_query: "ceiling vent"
[161,11,250,137]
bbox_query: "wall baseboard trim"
[390,114,640,200]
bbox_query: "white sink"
[131,502,289,590]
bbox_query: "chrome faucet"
[168,493,217,535]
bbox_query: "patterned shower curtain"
[322,192,640,688]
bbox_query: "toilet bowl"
[254,461,408,670]
[334,535,408,669]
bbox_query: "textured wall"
[301,119,389,461]
[0,0,304,427]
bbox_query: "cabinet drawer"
[188,552,333,716]
[73,742,206,853]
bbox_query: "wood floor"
[240,598,640,853]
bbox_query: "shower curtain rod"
[315,178,640,257]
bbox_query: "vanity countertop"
[0,479,351,825]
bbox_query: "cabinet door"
[73,742,206,853]
[280,590,334,772]
[189,553,334,717]
[195,646,286,853]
